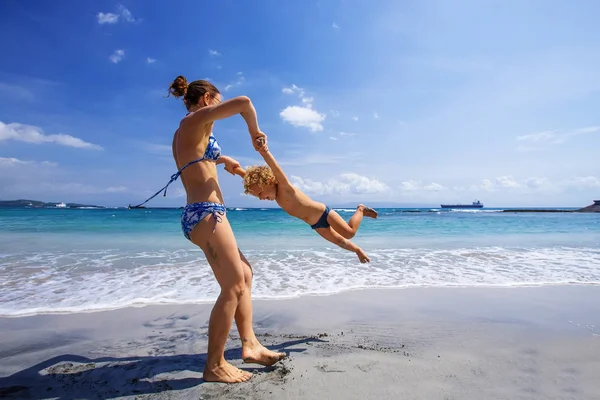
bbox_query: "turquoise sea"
[1,206,599,316]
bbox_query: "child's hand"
[356,248,370,263]
[252,132,268,151]
[255,137,269,153]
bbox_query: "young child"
[224,140,377,263]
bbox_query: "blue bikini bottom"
[181,202,226,240]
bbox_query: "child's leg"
[326,204,377,239]
[315,226,370,263]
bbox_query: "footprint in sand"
[315,363,345,373]
[355,362,377,373]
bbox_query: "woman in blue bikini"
[160,76,285,383]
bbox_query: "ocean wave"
[1,246,599,316]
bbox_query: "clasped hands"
[222,131,269,175]
[252,131,268,153]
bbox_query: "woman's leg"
[235,250,286,365]
[189,215,252,383]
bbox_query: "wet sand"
[1,285,599,399]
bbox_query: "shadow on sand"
[0,337,322,399]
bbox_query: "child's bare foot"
[358,204,378,219]
[242,343,286,366]
[356,248,370,263]
[203,361,253,383]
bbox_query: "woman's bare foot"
[358,204,378,219]
[203,361,252,383]
[242,343,286,366]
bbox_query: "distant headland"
[0,199,104,209]
[502,200,600,213]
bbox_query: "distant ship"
[55,202,67,208]
[440,200,484,209]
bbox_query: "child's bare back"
[225,141,377,263]
[272,180,329,226]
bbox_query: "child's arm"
[315,227,371,263]
[256,142,291,187]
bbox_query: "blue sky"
[0,0,599,208]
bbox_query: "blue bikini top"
[130,133,222,208]
[202,134,222,161]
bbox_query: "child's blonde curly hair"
[243,165,278,194]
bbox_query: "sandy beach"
[1,285,599,399]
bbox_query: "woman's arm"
[217,155,246,177]
[190,96,261,140]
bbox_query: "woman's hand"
[255,137,269,153]
[252,131,268,151]
[223,157,242,175]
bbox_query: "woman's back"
[172,115,224,205]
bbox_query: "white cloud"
[495,175,521,189]
[0,121,102,150]
[516,125,600,150]
[469,176,559,193]
[333,22,340,29]
[146,57,156,64]
[109,49,125,64]
[97,12,119,24]
[566,176,600,189]
[224,72,245,91]
[423,182,445,192]
[0,157,130,202]
[280,106,326,132]
[209,49,221,56]
[399,180,445,192]
[282,84,303,95]
[97,5,137,24]
[481,179,493,191]
[291,173,389,196]
[555,126,600,143]
[374,112,379,119]
[525,177,549,189]
[399,180,420,191]
[329,131,357,140]
[0,157,57,168]
[330,137,338,141]
[0,82,34,101]
[353,116,358,121]
[339,173,389,194]
[117,5,135,22]
[329,110,340,117]
[280,84,326,131]
[281,84,314,105]
[278,152,358,166]
[517,130,556,142]
[106,186,128,193]
[6,182,127,196]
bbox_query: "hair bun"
[169,75,188,98]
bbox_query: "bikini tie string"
[212,209,225,233]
